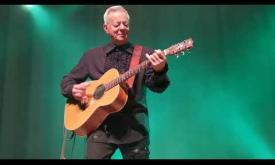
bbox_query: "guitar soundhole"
[93,84,106,100]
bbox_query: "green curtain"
[1,5,275,159]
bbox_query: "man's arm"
[144,50,170,93]
[60,53,89,99]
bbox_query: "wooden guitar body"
[64,69,128,136]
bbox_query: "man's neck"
[112,40,128,46]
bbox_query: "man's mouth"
[117,34,127,38]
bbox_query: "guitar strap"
[126,45,143,88]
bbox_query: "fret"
[103,38,193,92]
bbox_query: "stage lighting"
[23,5,35,10]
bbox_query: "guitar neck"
[104,49,169,91]
[104,60,149,91]
[104,38,193,91]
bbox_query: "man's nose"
[119,24,128,30]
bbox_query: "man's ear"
[103,24,109,34]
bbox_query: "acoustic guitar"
[64,38,194,136]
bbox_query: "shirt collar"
[104,42,133,55]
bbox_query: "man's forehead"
[108,13,129,22]
[108,11,128,17]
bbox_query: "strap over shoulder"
[126,45,143,88]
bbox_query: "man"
[61,5,170,159]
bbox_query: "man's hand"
[72,82,90,103]
[146,49,166,72]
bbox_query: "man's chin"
[115,39,128,45]
[117,36,127,40]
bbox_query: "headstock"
[164,38,193,58]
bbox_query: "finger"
[75,93,82,98]
[84,96,90,103]
[157,52,166,60]
[145,53,151,60]
[154,49,165,59]
[151,53,161,63]
[82,82,90,87]
[72,88,85,94]
[75,82,89,90]
[74,93,83,100]
[75,85,87,90]
[81,96,89,104]
[156,55,165,63]
[146,53,154,63]
[73,91,84,97]
[73,85,85,91]
[147,55,156,65]
[155,49,162,54]
[149,58,157,66]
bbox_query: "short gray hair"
[103,5,130,24]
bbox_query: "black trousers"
[86,137,150,159]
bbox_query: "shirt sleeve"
[144,62,170,93]
[141,43,170,94]
[60,53,89,99]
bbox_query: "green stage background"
[1,5,275,159]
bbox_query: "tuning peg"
[175,51,185,58]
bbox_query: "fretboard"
[104,60,150,91]
[102,37,193,91]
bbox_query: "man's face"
[104,11,129,45]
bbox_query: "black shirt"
[61,42,170,144]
